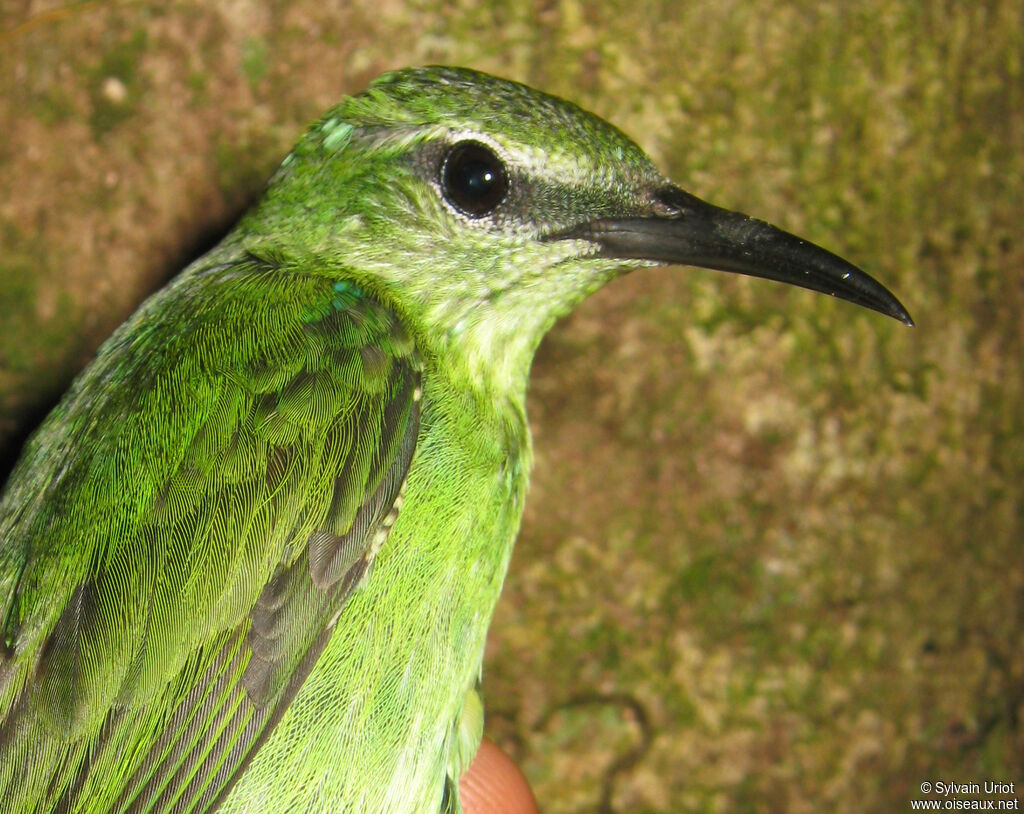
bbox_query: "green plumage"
[0,67,909,813]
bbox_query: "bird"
[0,66,912,813]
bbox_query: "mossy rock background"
[1,2,1021,811]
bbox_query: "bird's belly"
[221,399,528,813]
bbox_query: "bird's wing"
[0,258,422,812]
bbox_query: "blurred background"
[1,1,1020,811]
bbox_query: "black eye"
[440,141,509,217]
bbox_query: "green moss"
[0,224,82,440]
[186,70,209,105]
[28,86,76,125]
[213,133,281,204]
[241,37,269,87]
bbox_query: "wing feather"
[0,258,423,812]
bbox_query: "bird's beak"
[545,185,913,326]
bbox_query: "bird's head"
[241,66,911,396]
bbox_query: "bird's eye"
[440,142,509,218]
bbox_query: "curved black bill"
[547,186,913,326]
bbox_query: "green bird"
[0,66,911,813]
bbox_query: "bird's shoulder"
[0,252,424,809]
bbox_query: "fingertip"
[459,737,538,814]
